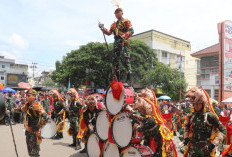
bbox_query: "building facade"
[0,56,28,88]
[191,44,219,100]
[131,30,198,89]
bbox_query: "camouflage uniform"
[184,106,191,115]
[137,117,162,157]
[173,114,185,141]
[22,102,48,157]
[184,111,226,157]
[41,98,50,114]
[104,18,134,81]
[69,100,82,146]
[5,95,15,125]
[51,99,65,138]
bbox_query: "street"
[0,122,185,157]
[0,122,86,157]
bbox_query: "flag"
[67,79,70,90]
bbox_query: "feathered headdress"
[49,89,64,103]
[67,88,82,104]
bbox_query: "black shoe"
[69,143,76,147]
[80,148,86,153]
[52,135,60,139]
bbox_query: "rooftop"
[132,29,190,43]
[191,43,219,57]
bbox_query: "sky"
[0,0,231,77]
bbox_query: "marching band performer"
[5,91,16,125]
[67,88,83,150]
[21,89,48,157]
[184,87,226,157]
[133,90,177,157]
[78,95,101,153]
[99,6,134,83]
[50,89,66,139]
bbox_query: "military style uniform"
[51,99,65,138]
[21,102,48,157]
[137,117,162,157]
[184,110,226,157]
[104,17,134,81]
[68,100,82,146]
[41,98,50,114]
[5,95,15,125]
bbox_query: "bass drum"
[96,110,109,141]
[0,94,5,121]
[87,133,101,157]
[103,140,120,157]
[105,86,135,115]
[41,120,57,139]
[111,112,133,148]
[122,145,153,157]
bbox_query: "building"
[0,56,28,88]
[131,30,198,89]
[191,44,219,100]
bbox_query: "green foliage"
[52,40,187,101]
[52,40,156,88]
[141,62,187,101]
[42,77,56,87]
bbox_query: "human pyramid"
[82,80,177,157]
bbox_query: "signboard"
[218,20,232,101]
[7,74,27,86]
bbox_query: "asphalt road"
[0,122,184,157]
[0,122,87,157]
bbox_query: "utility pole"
[30,62,37,78]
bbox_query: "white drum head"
[112,113,132,148]
[96,110,109,141]
[87,133,100,157]
[103,141,120,157]
[106,87,125,115]
[41,120,57,139]
[122,146,141,157]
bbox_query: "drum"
[41,120,57,139]
[105,86,135,115]
[103,140,120,157]
[0,94,5,121]
[87,133,101,157]
[96,110,109,141]
[122,145,153,157]
[112,112,133,148]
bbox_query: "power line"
[29,62,37,78]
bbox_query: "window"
[214,90,219,101]
[2,65,5,68]
[1,76,4,80]
[162,51,167,58]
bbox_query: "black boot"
[69,143,76,147]
[116,70,120,82]
[80,148,86,153]
[126,72,131,85]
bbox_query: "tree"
[52,40,156,88]
[141,62,187,101]
[42,77,56,87]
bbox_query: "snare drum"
[41,120,57,139]
[87,133,101,157]
[122,145,153,157]
[96,110,109,141]
[111,112,133,148]
[105,86,135,115]
[103,140,120,157]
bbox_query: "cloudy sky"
[0,0,231,76]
